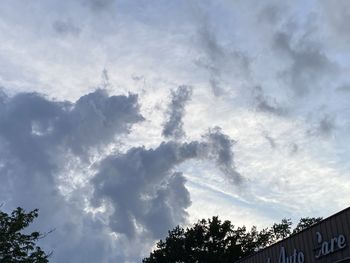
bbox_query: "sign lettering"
[265,231,347,262]
[314,232,347,259]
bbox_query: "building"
[238,207,350,263]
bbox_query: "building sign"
[314,231,346,259]
[238,207,350,263]
[275,247,304,263]
[266,232,347,262]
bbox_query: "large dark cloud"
[0,88,144,262]
[0,89,143,158]
[162,85,192,140]
[0,88,143,206]
[91,127,242,240]
[0,87,243,262]
[60,89,144,155]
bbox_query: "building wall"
[239,207,350,263]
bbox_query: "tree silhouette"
[143,216,322,263]
[292,217,322,234]
[0,207,51,263]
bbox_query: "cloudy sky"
[1,0,350,262]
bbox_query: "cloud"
[201,127,242,184]
[60,89,144,155]
[258,3,284,25]
[307,112,339,138]
[193,6,251,96]
[53,20,81,36]
[337,83,350,92]
[320,0,350,48]
[317,114,335,136]
[0,89,144,182]
[273,30,336,96]
[263,131,276,149]
[209,78,223,97]
[162,85,192,140]
[0,89,144,262]
[83,0,115,12]
[253,86,286,116]
[0,89,143,159]
[306,114,336,137]
[289,143,298,155]
[91,127,242,240]
[0,87,243,262]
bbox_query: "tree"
[143,216,323,263]
[271,218,292,242]
[292,217,323,234]
[0,207,51,263]
[143,217,271,263]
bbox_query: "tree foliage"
[0,207,50,263]
[143,216,322,263]
[292,217,322,234]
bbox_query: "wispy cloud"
[162,85,192,140]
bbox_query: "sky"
[0,0,350,262]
